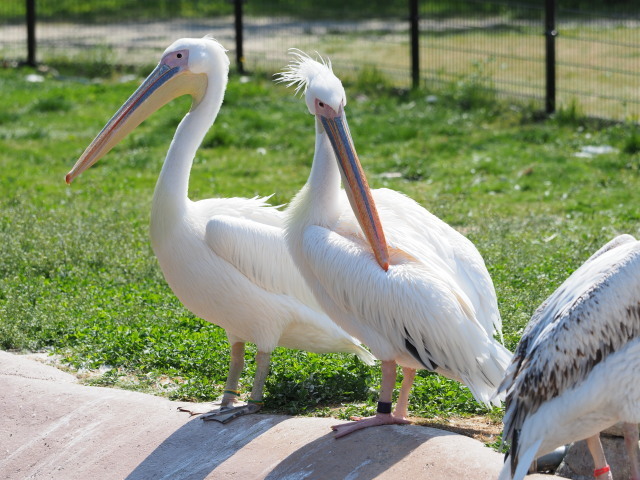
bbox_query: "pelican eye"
[318,101,325,107]
[177,53,183,59]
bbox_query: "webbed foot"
[200,402,262,424]
[331,412,410,438]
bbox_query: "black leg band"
[377,401,392,414]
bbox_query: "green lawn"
[1,64,639,433]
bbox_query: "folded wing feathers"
[303,226,510,408]
[499,236,640,469]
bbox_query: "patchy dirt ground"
[414,416,503,445]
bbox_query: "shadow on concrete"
[125,414,288,480]
[265,423,453,480]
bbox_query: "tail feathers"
[352,344,376,366]
[466,381,501,408]
[510,439,543,480]
[465,341,513,408]
[498,456,513,480]
[464,375,503,408]
[404,327,512,408]
[493,354,521,403]
[314,336,376,366]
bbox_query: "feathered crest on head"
[275,49,333,95]
[202,34,228,52]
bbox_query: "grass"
[1,63,639,433]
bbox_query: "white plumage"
[497,234,640,480]
[66,37,374,422]
[277,51,511,437]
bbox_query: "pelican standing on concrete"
[276,52,511,437]
[497,234,640,480]
[66,37,374,422]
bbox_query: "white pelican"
[275,52,512,437]
[65,37,374,423]
[497,234,640,480]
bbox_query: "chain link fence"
[1,1,638,121]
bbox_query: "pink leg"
[622,423,640,480]
[585,434,613,480]
[199,348,269,423]
[331,360,410,438]
[220,342,246,407]
[178,341,246,417]
[393,367,416,419]
[248,351,270,405]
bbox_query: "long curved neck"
[291,119,344,229]
[284,117,348,307]
[152,69,226,218]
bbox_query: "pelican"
[497,234,640,480]
[273,52,512,437]
[65,37,374,423]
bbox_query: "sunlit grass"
[1,65,639,427]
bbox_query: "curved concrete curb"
[0,351,552,479]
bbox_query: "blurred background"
[1,1,638,123]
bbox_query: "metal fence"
[1,1,638,122]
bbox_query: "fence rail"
[1,1,638,122]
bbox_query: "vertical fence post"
[234,0,246,74]
[544,0,557,114]
[409,0,420,88]
[26,0,36,66]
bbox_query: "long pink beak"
[66,49,205,184]
[318,106,390,271]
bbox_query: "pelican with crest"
[276,52,512,437]
[65,37,374,423]
[497,234,640,480]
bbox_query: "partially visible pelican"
[274,52,511,437]
[65,37,374,422]
[497,234,640,480]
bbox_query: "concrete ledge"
[0,351,551,479]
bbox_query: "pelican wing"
[205,214,377,364]
[500,235,640,444]
[511,234,639,355]
[370,188,502,340]
[302,225,511,407]
[584,233,637,262]
[194,195,284,227]
[205,215,321,309]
